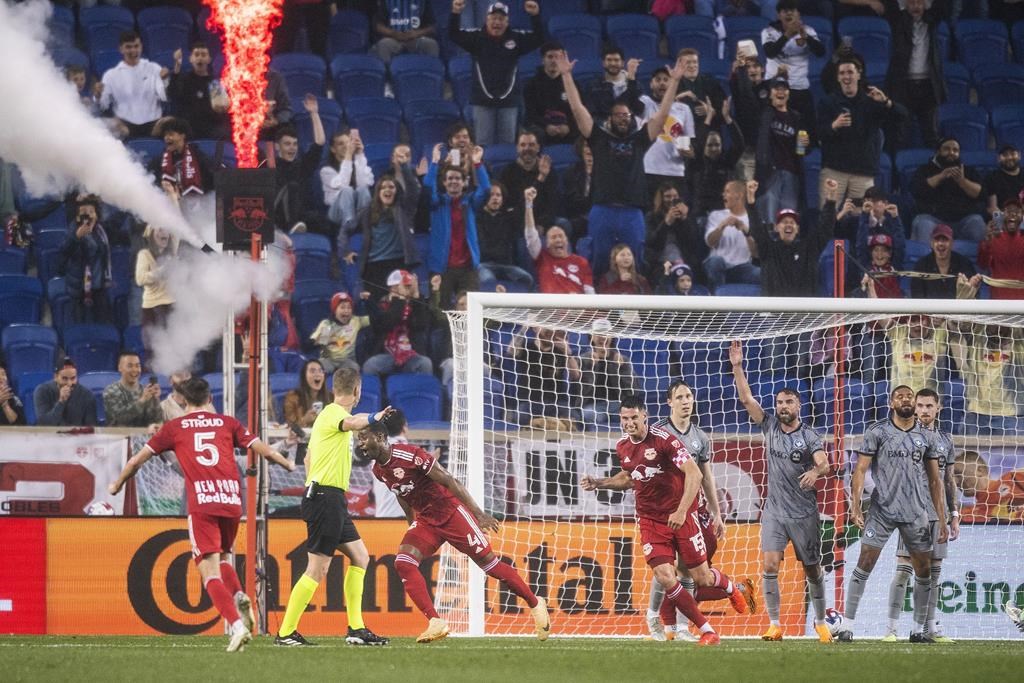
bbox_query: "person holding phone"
[283,359,333,428]
[58,194,114,325]
[103,351,163,428]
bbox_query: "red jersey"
[978,231,1024,300]
[616,425,705,523]
[371,443,460,526]
[535,251,593,294]
[146,411,257,517]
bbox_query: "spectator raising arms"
[477,182,534,290]
[321,129,374,229]
[524,186,593,295]
[311,292,371,374]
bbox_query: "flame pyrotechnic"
[202,0,283,168]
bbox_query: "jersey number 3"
[194,431,219,467]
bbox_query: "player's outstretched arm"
[667,458,703,530]
[251,440,297,472]
[429,462,499,532]
[798,449,831,490]
[108,445,156,494]
[581,471,632,491]
[341,405,396,432]
[926,458,949,542]
[729,340,765,423]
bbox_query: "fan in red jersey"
[582,395,748,646]
[110,377,295,652]
[357,420,550,644]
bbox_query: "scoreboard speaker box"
[215,168,277,251]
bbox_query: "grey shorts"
[862,510,933,554]
[896,521,947,559]
[760,512,822,565]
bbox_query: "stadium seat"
[447,54,474,107]
[804,15,833,53]
[715,283,762,297]
[77,370,120,423]
[893,148,933,193]
[837,17,891,65]
[405,99,461,156]
[606,14,661,62]
[344,97,402,146]
[616,338,673,420]
[547,14,602,60]
[331,54,387,105]
[126,137,165,167]
[937,104,990,152]
[90,48,123,77]
[811,378,878,434]
[17,370,53,425]
[386,373,443,423]
[291,233,332,282]
[802,147,822,208]
[1014,20,1024,64]
[269,371,298,415]
[517,51,543,83]
[292,279,338,343]
[193,139,237,168]
[546,144,577,175]
[818,240,848,297]
[0,248,27,275]
[390,54,446,105]
[2,324,58,380]
[292,96,342,151]
[991,105,1024,150]
[723,16,770,62]
[943,61,970,105]
[956,19,1009,71]
[483,143,518,177]
[0,275,43,327]
[50,46,90,71]
[327,9,369,58]
[122,324,144,359]
[974,63,1024,110]
[362,142,395,179]
[876,153,893,194]
[903,240,931,265]
[936,21,950,61]
[48,4,75,47]
[137,6,192,60]
[665,15,717,60]
[44,277,72,336]
[79,5,134,30]
[354,373,381,414]
[272,53,328,99]
[63,324,121,373]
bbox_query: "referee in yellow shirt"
[276,367,394,646]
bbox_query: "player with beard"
[837,385,947,643]
[730,342,834,642]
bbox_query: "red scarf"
[161,144,204,196]
[382,300,416,365]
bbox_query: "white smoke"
[0,0,201,246]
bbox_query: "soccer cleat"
[932,634,956,644]
[673,626,699,643]
[646,614,666,641]
[227,624,251,653]
[881,630,898,643]
[909,632,935,643]
[1005,601,1024,632]
[532,597,551,641]
[761,624,784,641]
[738,578,758,614]
[235,593,255,633]
[728,583,748,615]
[275,630,316,647]
[346,626,389,646]
[835,630,854,642]
[416,617,450,644]
[814,623,834,643]
[697,631,721,646]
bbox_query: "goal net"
[442,294,1024,639]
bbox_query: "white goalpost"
[443,293,1024,639]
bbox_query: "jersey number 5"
[194,431,219,467]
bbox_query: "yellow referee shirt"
[305,402,354,489]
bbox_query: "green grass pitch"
[1,636,1020,682]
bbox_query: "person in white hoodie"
[320,128,374,228]
[96,30,168,139]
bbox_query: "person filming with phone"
[59,194,114,325]
[103,351,163,429]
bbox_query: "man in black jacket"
[910,137,986,242]
[34,358,97,427]
[363,269,434,380]
[272,95,326,236]
[584,45,643,125]
[449,0,542,145]
[168,42,230,141]
[910,223,977,299]
[523,41,577,146]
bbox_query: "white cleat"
[532,598,551,641]
[227,624,252,653]
[646,614,666,641]
[236,593,255,633]
[416,617,450,644]
[1005,601,1024,633]
[673,626,699,642]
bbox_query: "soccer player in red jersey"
[109,377,295,652]
[357,421,550,643]
[582,395,747,646]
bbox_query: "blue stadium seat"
[665,15,717,60]
[362,142,395,179]
[341,233,363,295]
[386,373,443,423]
[122,324,144,358]
[63,324,121,373]
[390,54,446,105]
[616,338,673,420]
[804,15,833,55]
[354,373,381,414]
[327,9,369,58]
[78,370,120,424]
[1013,20,1024,64]
[137,6,192,59]
[961,150,998,179]
[483,143,517,177]
[193,139,237,168]
[819,240,848,297]
[723,16,770,62]
[545,144,577,175]
[811,378,878,434]
[79,5,134,31]
[48,4,76,47]
[272,53,328,99]
[894,148,933,193]
[292,279,338,343]
[953,239,979,260]
[876,152,893,193]
[974,63,1024,110]
[344,97,402,145]
[18,370,53,425]
[447,54,474,107]
[715,283,762,297]
[291,233,332,282]
[331,54,387,105]
[269,372,298,416]
[90,48,123,77]
[405,99,461,156]
[938,104,990,152]
[803,147,822,208]
[936,22,950,61]
[0,248,27,275]
[45,277,72,336]
[837,17,891,65]
[904,240,931,265]
[992,105,1024,150]
[0,275,43,327]
[956,19,1009,71]
[2,324,58,380]
[943,61,970,105]
[126,137,165,167]
[292,96,342,151]
[517,51,543,83]
[606,14,661,62]
[547,14,602,60]
[50,46,90,71]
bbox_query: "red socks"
[205,577,241,624]
[219,561,243,595]
[395,553,440,619]
[666,582,708,629]
[659,590,678,627]
[482,556,539,609]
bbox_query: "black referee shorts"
[301,484,360,556]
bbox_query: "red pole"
[832,239,847,611]
[245,232,262,626]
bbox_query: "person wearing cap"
[860,232,902,299]
[147,116,216,196]
[755,74,802,225]
[34,358,98,427]
[910,137,986,242]
[523,41,578,146]
[370,0,439,65]
[984,144,1024,217]
[448,0,543,145]
[854,187,906,273]
[978,198,1024,301]
[761,0,825,146]
[311,292,371,374]
[747,177,838,297]
[660,260,705,296]
[909,223,977,299]
[817,56,906,208]
[363,269,434,380]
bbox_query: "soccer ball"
[824,608,844,635]
[84,500,116,516]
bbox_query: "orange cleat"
[815,623,834,643]
[698,631,721,646]
[728,584,748,614]
[738,578,758,614]
[762,624,784,641]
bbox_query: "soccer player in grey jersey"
[884,388,960,643]
[839,385,948,644]
[730,342,834,643]
[646,380,757,641]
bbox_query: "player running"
[109,377,295,652]
[358,421,550,643]
[646,380,756,642]
[837,385,948,643]
[730,342,834,643]
[883,388,960,643]
[583,395,748,647]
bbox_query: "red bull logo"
[229,196,269,233]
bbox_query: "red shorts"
[639,511,715,569]
[187,512,240,563]
[401,505,493,559]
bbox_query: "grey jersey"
[921,426,955,521]
[655,418,712,465]
[760,414,825,519]
[860,418,938,523]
